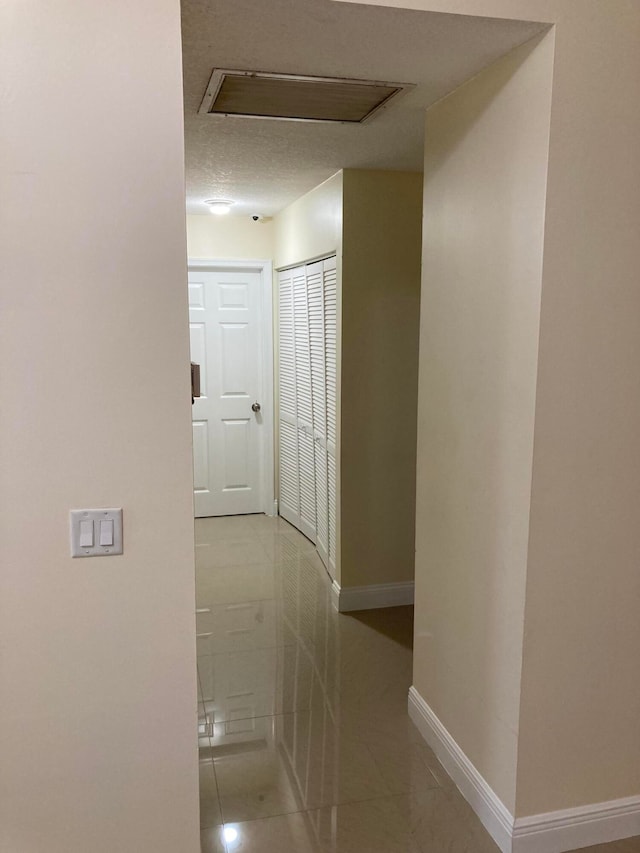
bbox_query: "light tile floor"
[195,514,640,853]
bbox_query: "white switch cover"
[70,509,123,558]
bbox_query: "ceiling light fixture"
[223,826,239,844]
[205,198,234,215]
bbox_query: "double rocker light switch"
[70,508,123,558]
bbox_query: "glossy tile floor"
[195,514,640,853]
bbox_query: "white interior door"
[293,267,317,543]
[189,267,266,517]
[307,260,329,568]
[323,258,338,574]
[278,268,301,530]
[278,257,336,566]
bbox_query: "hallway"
[195,515,638,853]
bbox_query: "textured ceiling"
[182,0,545,217]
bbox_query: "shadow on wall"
[349,605,414,650]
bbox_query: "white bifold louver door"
[278,257,337,573]
[292,266,316,542]
[323,258,338,574]
[307,261,328,566]
[277,268,299,529]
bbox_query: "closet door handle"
[251,401,261,413]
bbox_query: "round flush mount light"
[223,826,239,844]
[204,198,234,215]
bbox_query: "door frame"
[188,257,275,517]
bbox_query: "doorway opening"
[180,2,551,852]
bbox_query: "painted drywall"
[515,3,640,816]
[338,0,640,823]
[187,214,275,259]
[413,34,553,812]
[0,3,199,852]
[334,0,556,21]
[340,170,423,589]
[274,169,422,591]
[274,172,343,270]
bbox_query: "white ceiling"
[182,0,545,217]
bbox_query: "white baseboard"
[408,686,514,853]
[513,797,640,853]
[408,685,640,853]
[331,580,414,612]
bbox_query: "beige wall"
[340,170,423,589]
[338,0,640,822]
[274,172,343,270]
[187,214,275,259]
[516,3,640,816]
[0,2,199,852]
[274,170,422,591]
[334,0,555,21]
[414,34,553,812]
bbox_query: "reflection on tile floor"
[196,514,640,853]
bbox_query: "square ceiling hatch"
[198,69,414,124]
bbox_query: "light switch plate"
[70,508,123,558]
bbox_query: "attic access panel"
[198,69,414,124]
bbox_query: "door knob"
[251,401,261,413]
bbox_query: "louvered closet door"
[307,261,329,568]
[323,257,338,574]
[293,266,317,543]
[278,268,300,529]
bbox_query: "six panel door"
[189,268,265,517]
